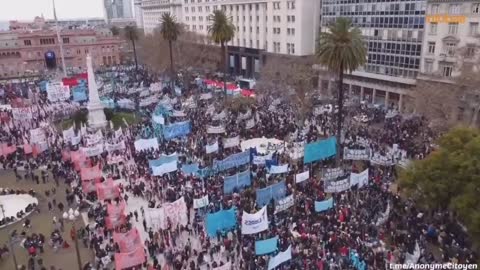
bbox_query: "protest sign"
[223,136,240,148]
[324,175,351,193]
[193,195,209,209]
[295,170,309,183]
[274,194,294,214]
[241,206,269,234]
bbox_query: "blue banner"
[256,181,287,206]
[303,137,337,164]
[72,85,87,102]
[205,208,237,237]
[163,121,191,140]
[213,150,250,172]
[181,163,199,175]
[148,154,178,168]
[223,169,251,194]
[315,197,334,212]
[198,167,214,179]
[349,250,367,270]
[255,236,278,255]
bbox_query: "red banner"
[96,178,120,200]
[24,144,33,154]
[114,247,146,270]
[80,164,102,181]
[113,228,142,253]
[105,213,126,230]
[0,144,16,157]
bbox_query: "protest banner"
[350,168,369,188]
[343,147,371,160]
[223,169,251,194]
[81,144,104,157]
[223,136,240,148]
[12,107,33,120]
[324,175,351,193]
[323,167,345,181]
[96,179,120,200]
[193,195,209,209]
[205,208,237,237]
[256,181,286,206]
[205,141,219,154]
[152,160,177,175]
[47,82,70,102]
[172,110,186,117]
[295,170,309,183]
[241,206,269,235]
[114,247,146,270]
[253,153,273,165]
[134,138,159,152]
[106,141,126,153]
[212,110,227,121]
[268,246,292,270]
[255,236,278,255]
[274,194,294,214]
[80,164,102,181]
[269,164,288,174]
[163,121,191,140]
[145,197,188,230]
[63,127,75,142]
[315,197,334,212]
[30,128,46,144]
[181,163,199,175]
[213,150,250,171]
[304,137,337,163]
[207,125,226,134]
[113,228,142,253]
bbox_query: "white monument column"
[86,54,107,129]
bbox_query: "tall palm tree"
[208,10,235,94]
[316,18,366,163]
[160,13,181,90]
[124,25,139,72]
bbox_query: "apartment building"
[142,0,183,34]
[319,0,427,111]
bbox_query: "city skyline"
[0,0,104,21]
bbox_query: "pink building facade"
[0,29,125,79]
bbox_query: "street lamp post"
[62,208,82,270]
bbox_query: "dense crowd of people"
[0,66,477,270]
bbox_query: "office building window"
[256,4,259,10]
[444,42,456,56]
[291,16,295,22]
[192,16,196,21]
[466,45,476,57]
[256,40,259,48]
[449,4,461,14]
[431,4,439,14]
[243,39,246,46]
[448,23,459,35]
[185,7,188,12]
[428,42,436,54]
[287,43,291,54]
[199,16,203,21]
[24,40,31,46]
[213,6,218,10]
[206,6,210,11]
[256,16,259,22]
[62,38,69,44]
[243,26,245,32]
[198,6,202,12]
[199,25,204,30]
[469,22,479,36]
[250,40,253,47]
[186,16,189,21]
[424,61,433,73]
[430,23,438,35]
[442,64,453,77]
[287,1,295,9]
[273,2,280,9]
[193,25,197,30]
[250,27,252,33]
[192,7,195,12]
[256,26,259,34]
[473,3,480,13]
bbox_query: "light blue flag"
[205,208,237,237]
[181,163,199,175]
[223,169,251,194]
[303,137,337,164]
[213,150,250,172]
[315,197,334,212]
[255,236,278,255]
[163,121,191,140]
[268,245,292,270]
[149,153,178,168]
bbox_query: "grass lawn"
[55,110,140,131]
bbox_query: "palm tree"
[208,10,235,95]
[316,18,367,163]
[124,25,139,72]
[160,13,181,90]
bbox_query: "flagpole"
[53,0,67,78]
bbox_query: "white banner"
[268,246,292,270]
[134,138,159,152]
[152,115,165,125]
[172,110,186,117]
[152,160,177,176]
[139,95,160,107]
[145,197,188,230]
[30,128,46,144]
[63,127,75,142]
[199,92,213,100]
[212,110,227,121]
[323,167,344,180]
[71,135,81,145]
[269,164,288,174]
[274,195,294,214]
[241,206,269,235]
[207,125,226,134]
[223,136,240,149]
[47,82,70,102]
[12,107,33,120]
[81,144,104,157]
[253,153,272,165]
[106,141,126,152]
[350,169,369,188]
[343,147,371,160]
[193,195,209,209]
[324,176,351,193]
[295,170,310,183]
[206,141,219,154]
[288,141,305,160]
[245,118,255,129]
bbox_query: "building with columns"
[134,0,145,28]
[142,0,183,34]
[0,29,125,79]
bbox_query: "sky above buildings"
[0,0,104,21]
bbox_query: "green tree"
[400,127,480,247]
[124,25,140,72]
[316,18,366,163]
[159,13,182,90]
[208,10,235,94]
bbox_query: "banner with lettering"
[269,164,288,174]
[323,167,345,181]
[213,150,250,172]
[30,128,46,144]
[274,194,294,214]
[256,181,287,207]
[241,206,269,235]
[295,171,309,183]
[12,107,33,120]
[205,208,237,237]
[145,197,188,230]
[105,141,126,153]
[207,125,226,134]
[47,82,70,102]
[114,247,146,270]
[163,121,191,140]
[112,228,142,253]
[134,138,159,152]
[350,169,369,188]
[96,179,120,200]
[324,175,351,193]
[193,195,209,209]
[343,147,371,160]
[206,141,219,154]
[81,144,104,157]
